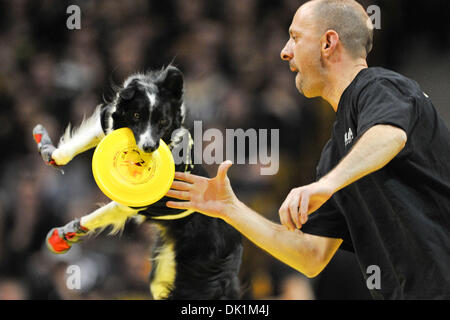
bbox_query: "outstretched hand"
[166,160,238,220]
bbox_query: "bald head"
[281,0,372,101]
[308,0,373,58]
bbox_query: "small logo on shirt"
[344,128,354,146]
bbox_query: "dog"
[33,66,243,299]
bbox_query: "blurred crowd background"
[0,0,448,299]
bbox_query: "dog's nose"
[143,143,159,153]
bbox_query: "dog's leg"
[51,105,105,166]
[80,201,139,234]
[46,201,139,254]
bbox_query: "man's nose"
[280,39,294,61]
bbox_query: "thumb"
[216,160,233,181]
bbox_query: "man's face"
[281,4,324,97]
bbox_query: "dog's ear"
[119,86,136,101]
[159,66,183,100]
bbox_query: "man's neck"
[322,60,368,112]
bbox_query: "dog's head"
[112,66,185,153]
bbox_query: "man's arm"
[279,124,407,230]
[322,124,407,192]
[226,200,343,278]
[166,161,342,278]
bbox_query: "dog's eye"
[133,113,140,120]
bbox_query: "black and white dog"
[33,66,242,299]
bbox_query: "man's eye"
[159,119,168,127]
[133,112,140,120]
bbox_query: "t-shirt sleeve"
[355,79,415,138]
[301,198,354,252]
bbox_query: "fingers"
[279,199,291,230]
[174,171,199,183]
[171,180,191,191]
[279,184,318,231]
[288,192,302,229]
[279,188,311,231]
[299,192,310,224]
[216,160,233,181]
[279,193,297,231]
[166,201,192,210]
[166,189,190,200]
[280,210,297,231]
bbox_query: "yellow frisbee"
[92,128,175,207]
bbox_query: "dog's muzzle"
[142,142,159,153]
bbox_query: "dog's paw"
[46,219,89,254]
[33,124,59,167]
[51,148,73,166]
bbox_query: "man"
[166,0,450,299]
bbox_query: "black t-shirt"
[301,67,450,299]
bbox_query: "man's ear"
[321,30,339,58]
[159,66,184,100]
